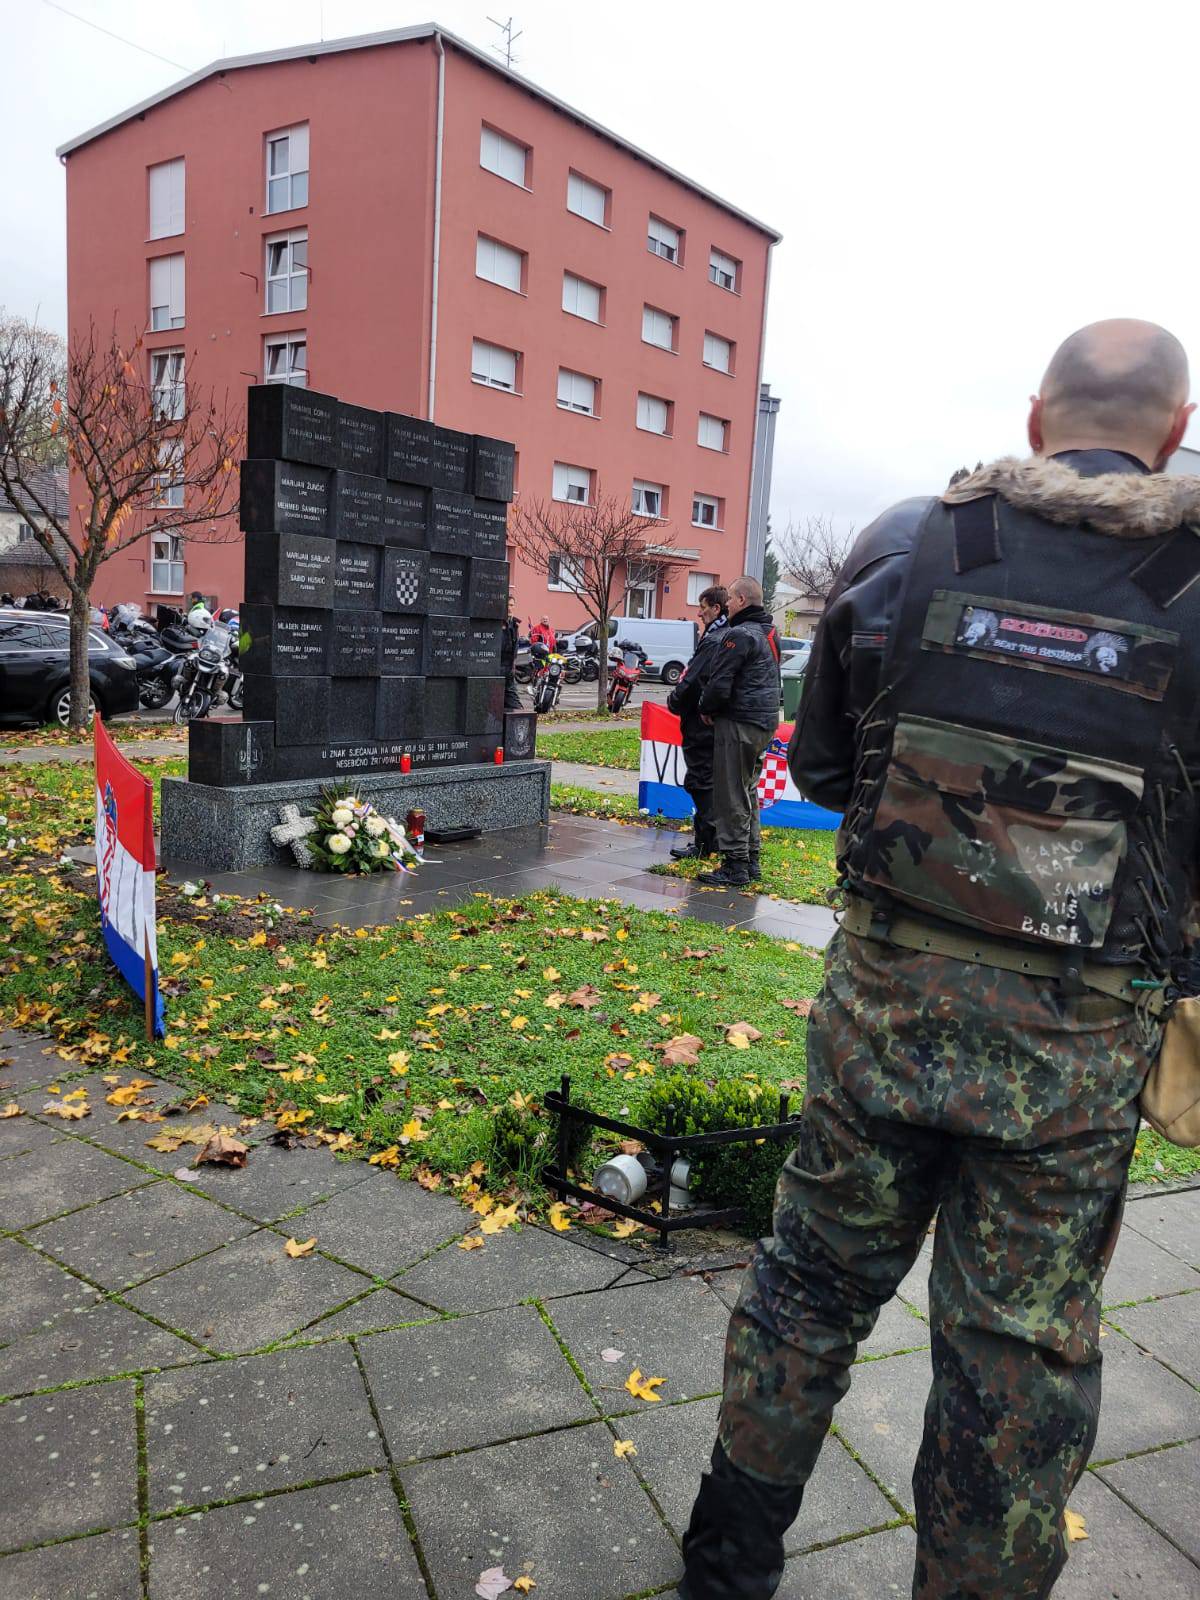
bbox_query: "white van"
[566,616,698,685]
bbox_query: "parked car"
[563,616,697,685]
[0,608,139,727]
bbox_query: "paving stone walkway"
[1,1027,1198,1599]
[161,813,839,946]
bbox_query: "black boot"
[679,1443,803,1599]
[747,856,761,881]
[670,838,703,860]
[698,857,751,887]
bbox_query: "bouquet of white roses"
[307,788,423,875]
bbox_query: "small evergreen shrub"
[491,1102,591,1182]
[641,1075,797,1237]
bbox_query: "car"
[563,616,698,685]
[0,608,140,727]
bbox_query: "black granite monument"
[189,386,532,787]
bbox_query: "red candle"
[400,753,412,774]
[494,747,504,765]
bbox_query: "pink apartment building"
[58,24,780,627]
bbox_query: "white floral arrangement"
[306,788,422,875]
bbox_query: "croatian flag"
[638,701,841,831]
[94,718,164,1035]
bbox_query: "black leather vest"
[840,492,1200,973]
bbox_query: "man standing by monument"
[677,320,1200,1598]
[667,583,728,861]
[695,576,781,887]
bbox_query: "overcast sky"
[5,0,1200,538]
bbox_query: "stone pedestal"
[160,760,552,873]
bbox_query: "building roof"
[56,23,781,242]
[0,464,69,525]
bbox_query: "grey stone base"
[160,760,551,872]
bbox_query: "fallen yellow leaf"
[542,967,560,981]
[514,1579,536,1594]
[613,1439,638,1458]
[625,1368,666,1402]
[1,1103,24,1118]
[369,1145,400,1168]
[612,1217,642,1238]
[284,1236,316,1258]
[480,1201,520,1235]
[401,1118,429,1142]
[43,1100,90,1120]
[1064,1508,1088,1543]
[547,1202,571,1233]
[458,1235,484,1251]
[105,1084,145,1106]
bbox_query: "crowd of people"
[0,589,66,610]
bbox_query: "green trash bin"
[782,672,804,720]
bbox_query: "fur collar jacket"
[943,454,1200,540]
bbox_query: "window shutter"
[169,255,185,323]
[290,123,309,171]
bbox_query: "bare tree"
[0,313,242,726]
[775,515,856,600]
[509,487,684,708]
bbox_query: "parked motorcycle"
[173,623,235,722]
[530,642,567,715]
[108,606,190,710]
[607,640,647,713]
[573,637,600,683]
[513,637,534,685]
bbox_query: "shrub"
[640,1075,797,1238]
[491,1102,591,1183]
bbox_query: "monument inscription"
[193,386,519,786]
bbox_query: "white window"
[692,493,721,529]
[17,521,35,542]
[148,157,185,239]
[710,247,739,291]
[151,442,184,509]
[266,124,309,213]
[480,125,528,186]
[563,273,602,322]
[266,231,307,313]
[557,369,597,415]
[149,254,185,330]
[636,393,670,435]
[548,554,586,592]
[688,570,717,605]
[698,412,728,451]
[476,235,524,293]
[472,339,519,392]
[632,479,664,518]
[150,348,185,420]
[648,215,681,262]
[703,332,733,373]
[642,305,676,350]
[552,462,592,504]
[567,171,607,226]
[150,531,184,594]
[265,335,307,386]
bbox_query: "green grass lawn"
[537,726,641,769]
[2,756,1193,1194]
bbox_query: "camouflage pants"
[684,931,1152,1600]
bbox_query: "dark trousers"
[503,672,523,712]
[681,931,1149,1600]
[712,718,771,860]
[682,727,716,851]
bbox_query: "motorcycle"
[607,640,647,713]
[530,642,567,715]
[110,605,192,710]
[173,623,234,723]
[513,638,534,685]
[573,637,600,683]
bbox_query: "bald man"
[678,321,1200,1600]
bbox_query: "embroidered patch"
[953,605,1134,679]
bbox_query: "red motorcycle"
[607,639,648,712]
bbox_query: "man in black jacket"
[666,584,728,860]
[677,320,1200,1600]
[500,593,522,712]
[695,576,781,887]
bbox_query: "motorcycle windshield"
[198,626,231,661]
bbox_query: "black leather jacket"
[788,450,1154,811]
[500,614,520,675]
[698,604,781,732]
[667,613,727,733]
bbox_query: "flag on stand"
[637,701,841,831]
[93,717,164,1037]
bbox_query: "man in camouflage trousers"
[678,320,1200,1599]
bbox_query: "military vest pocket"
[862,715,1144,948]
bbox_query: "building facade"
[58,25,779,628]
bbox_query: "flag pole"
[143,931,155,1041]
